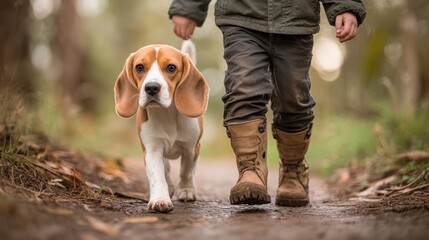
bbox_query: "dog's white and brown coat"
[114,42,209,213]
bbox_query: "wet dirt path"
[2,158,428,240]
[118,159,429,240]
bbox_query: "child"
[169,0,366,206]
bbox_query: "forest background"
[1,0,428,177]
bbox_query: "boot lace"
[282,163,301,173]
[281,162,308,191]
[239,159,257,173]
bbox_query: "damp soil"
[1,153,429,240]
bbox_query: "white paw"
[147,198,173,213]
[177,188,197,202]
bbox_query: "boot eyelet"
[273,133,278,139]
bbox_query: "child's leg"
[270,34,315,207]
[221,25,272,205]
[221,25,273,125]
[270,34,315,132]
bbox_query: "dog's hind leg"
[163,158,175,198]
[177,144,199,202]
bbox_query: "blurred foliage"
[308,101,429,176]
[306,114,378,176]
[1,0,429,176]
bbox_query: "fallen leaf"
[86,216,121,236]
[105,159,125,173]
[125,216,159,224]
[48,179,66,188]
[97,158,131,183]
[70,168,85,183]
[83,204,92,212]
[44,207,74,216]
[349,197,382,202]
[50,178,63,182]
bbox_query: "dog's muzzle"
[145,82,161,96]
[142,82,163,107]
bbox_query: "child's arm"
[335,12,358,43]
[172,15,197,40]
[321,0,366,43]
[169,0,211,40]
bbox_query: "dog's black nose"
[145,82,161,96]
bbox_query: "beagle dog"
[114,41,209,213]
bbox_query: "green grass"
[35,94,142,158]
[306,114,378,176]
[306,104,429,176]
[382,112,429,153]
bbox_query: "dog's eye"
[135,64,145,73]
[166,64,177,74]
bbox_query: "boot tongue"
[281,161,308,173]
[238,159,265,187]
[238,158,257,172]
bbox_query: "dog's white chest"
[139,106,200,157]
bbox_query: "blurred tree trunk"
[55,0,97,114]
[0,0,34,101]
[415,0,429,111]
[401,0,420,118]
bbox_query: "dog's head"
[114,45,209,118]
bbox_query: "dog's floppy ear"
[114,53,139,118]
[174,54,209,118]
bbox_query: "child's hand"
[172,15,197,40]
[335,12,358,43]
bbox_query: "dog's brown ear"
[174,54,209,118]
[114,53,139,118]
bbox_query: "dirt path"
[140,160,429,240]
[1,158,429,240]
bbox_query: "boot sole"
[230,189,271,205]
[275,197,309,207]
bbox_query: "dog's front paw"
[148,198,174,213]
[177,188,197,202]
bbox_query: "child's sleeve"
[168,0,212,27]
[321,0,366,26]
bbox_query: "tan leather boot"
[273,126,311,207]
[226,119,271,205]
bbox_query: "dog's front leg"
[145,146,174,213]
